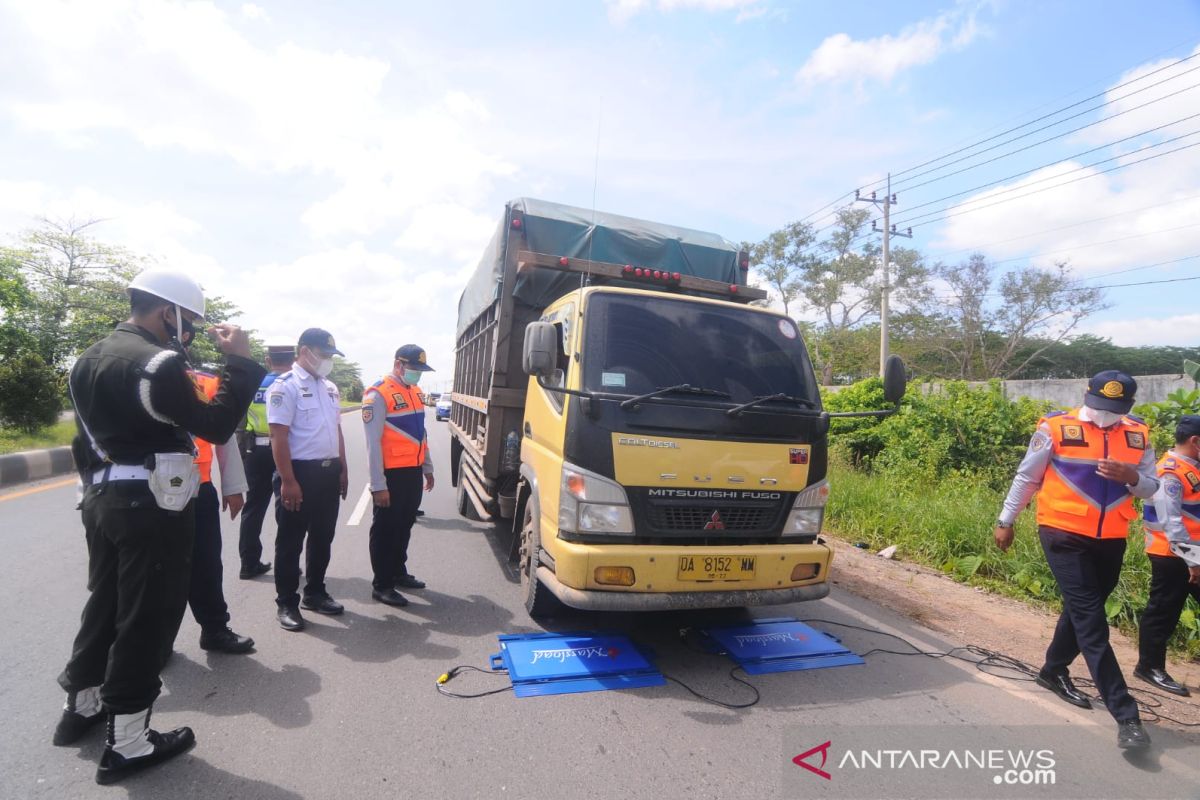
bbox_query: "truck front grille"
[646,504,776,531]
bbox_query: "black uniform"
[59,323,264,714]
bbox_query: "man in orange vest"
[187,369,254,654]
[994,370,1158,750]
[1136,414,1200,696]
[363,344,435,607]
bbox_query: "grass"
[826,455,1200,659]
[0,420,76,455]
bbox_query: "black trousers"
[1138,554,1200,670]
[1039,526,1139,722]
[186,482,230,632]
[368,467,424,591]
[274,459,341,608]
[59,481,194,714]
[238,442,275,568]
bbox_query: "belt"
[295,458,338,468]
[254,436,271,446]
[91,464,151,484]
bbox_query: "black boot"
[95,708,195,785]
[199,626,255,654]
[53,687,104,746]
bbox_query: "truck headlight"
[559,462,634,535]
[784,479,829,535]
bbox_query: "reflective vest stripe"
[1035,413,1148,539]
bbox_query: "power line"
[894,138,1200,232]
[929,255,1200,302]
[921,191,1200,261]
[861,49,1200,192]
[976,221,1200,269]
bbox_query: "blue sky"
[1,0,1199,387]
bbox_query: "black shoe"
[53,709,104,746]
[1036,672,1093,709]
[199,626,255,654]
[301,594,344,615]
[277,605,306,631]
[95,726,196,784]
[415,509,425,517]
[1133,666,1191,697]
[394,574,426,590]
[371,588,410,607]
[239,562,271,580]
[1117,720,1151,750]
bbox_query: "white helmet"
[127,269,206,319]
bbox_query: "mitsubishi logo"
[703,510,726,531]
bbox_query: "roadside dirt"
[826,534,1200,729]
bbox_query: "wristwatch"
[995,520,1013,529]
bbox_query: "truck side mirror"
[523,322,557,377]
[883,355,907,405]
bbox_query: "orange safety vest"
[1035,410,1150,539]
[364,374,427,469]
[1143,453,1200,557]
[190,371,219,484]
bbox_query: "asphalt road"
[2,409,1198,800]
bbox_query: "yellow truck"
[450,198,904,617]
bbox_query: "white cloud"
[1080,313,1200,347]
[240,2,267,21]
[796,6,981,87]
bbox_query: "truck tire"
[519,491,562,619]
[457,460,482,521]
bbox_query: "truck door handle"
[524,422,532,438]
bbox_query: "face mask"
[403,369,422,385]
[163,305,196,345]
[313,357,334,378]
[1088,409,1123,428]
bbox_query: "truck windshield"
[582,293,819,404]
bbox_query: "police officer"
[238,344,295,579]
[268,328,349,631]
[363,344,435,607]
[994,371,1157,750]
[1135,414,1200,696]
[184,366,254,654]
[54,270,264,784]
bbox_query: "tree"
[328,358,363,401]
[934,255,1108,379]
[748,223,815,317]
[0,352,62,432]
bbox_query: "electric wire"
[967,221,1200,270]
[860,49,1200,192]
[435,665,512,699]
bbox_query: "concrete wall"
[824,374,1196,407]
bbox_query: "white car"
[435,394,452,421]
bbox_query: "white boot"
[65,686,102,717]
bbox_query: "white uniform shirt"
[266,363,341,460]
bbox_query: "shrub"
[821,377,892,467]
[0,353,63,433]
[1135,387,1200,456]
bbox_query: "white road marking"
[348,485,372,526]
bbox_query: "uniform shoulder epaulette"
[370,379,385,388]
[1043,410,1067,419]
[1124,413,1145,423]
[276,372,294,382]
[1163,457,1178,470]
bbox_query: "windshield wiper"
[726,393,817,417]
[619,384,731,409]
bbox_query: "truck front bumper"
[536,566,830,611]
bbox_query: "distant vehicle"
[435,394,452,421]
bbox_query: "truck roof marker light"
[623,265,634,274]
[558,257,569,267]
[634,268,644,277]
[672,272,681,281]
[511,218,522,229]
[729,285,739,294]
[653,270,662,279]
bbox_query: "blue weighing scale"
[699,617,865,675]
[491,632,666,698]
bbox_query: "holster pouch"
[147,452,201,511]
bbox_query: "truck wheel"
[457,460,481,521]
[519,493,562,619]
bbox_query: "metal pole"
[880,173,890,378]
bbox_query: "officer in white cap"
[53,270,265,784]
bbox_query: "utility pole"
[856,173,911,377]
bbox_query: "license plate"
[677,554,757,581]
